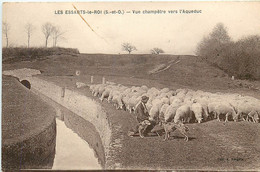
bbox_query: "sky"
[2,2,260,55]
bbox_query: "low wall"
[26,76,112,168]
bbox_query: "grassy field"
[3,52,260,170]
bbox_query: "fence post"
[102,77,106,84]
[91,76,94,83]
[61,87,65,98]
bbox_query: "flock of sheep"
[88,83,260,124]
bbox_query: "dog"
[138,120,151,138]
[162,122,189,141]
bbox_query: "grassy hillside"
[3,52,260,98]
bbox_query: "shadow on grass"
[170,136,196,141]
[129,133,196,141]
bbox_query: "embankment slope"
[2,76,56,169]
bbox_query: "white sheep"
[149,99,165,121]
[237,101,260,121]
[100,87,111,102]
[190,102,203,123]
[165,102,183,122]
[159,104,170,122]
[213,103,238,122]
[128,96,141,113]
[108,89,120,103]
[97,84,106,97]
[170,96,183,105]
[149,105,160,122]
[112,94,124,110]
[174,105,193,123]
[195,97,210,121]
[141,85,149,91]
[160,87,170,93]
[92,84,101,96]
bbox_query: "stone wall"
[31,89,106,168]
[27,76,112,168]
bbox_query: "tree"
[196,23,231,63]
[51,26,65,47]
[196,22,260,80]
[25,23,35,48]
[122,43,137,54]
[42,22,54,47]
[3,21,10,47]
[210,23,231,44]
[151,48,164,54]
[234,35,260,79]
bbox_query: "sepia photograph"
[2,1,260,170]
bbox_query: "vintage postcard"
[2,1,260,171]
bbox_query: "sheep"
[190,101,203,123]
[159,92,168,98]
[161,97,170,105]
[146,102,153,113]
[159,104,170,122]
[127,96,141,113]
[89,84,95,93]
[149,105,161,123]
[160,87,170,94]
[141,85,149,91]
[149,99,165,123]
[97,84,106,97]
[111,94,124,110]
[164,102,183,122]
[152,98,163,107]
[208,101,222,119]
[170,96,183,105]
[237,101,260,122]
[122,88,132,96]
[92,84,107,97]
[166,90,176,97]
[174,105,193,123]
[100,88,111,102]
[213,103,238,122]
[91,84,100,96]
[76,82,87,88]
[194,97,210,121]
[147,87,160,96]
[108,89,121,103]
[175,88,189,95]
[89,82,260,126]
[122,96,130,110]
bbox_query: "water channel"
[52,118,102,170]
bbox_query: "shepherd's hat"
[141,95,149,102]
